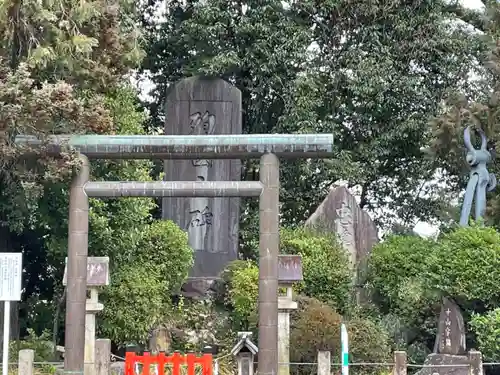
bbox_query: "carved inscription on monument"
[188,206,214,228]
[189,111,215,136]
[190,111,215,171]
[443,307,452,349]
[162,77,242,297]
[335,202,357,267]
[188,111,215,252]
[435,297,466,355]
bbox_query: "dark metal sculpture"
[459,126,497,226]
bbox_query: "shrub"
[213,260,251,305]
[227,261,259,329]
[426,226,500,307]
[281,228,352,313]
[290,296,391,375]
[470,308,500,361]
[99,220,193,346]
[367,234,437,313]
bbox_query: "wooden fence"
[15,345,485,375]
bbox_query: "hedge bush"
[281,227,352,313]
[290,296,391,375]
[470,308,500,361]
[426,226,500,306]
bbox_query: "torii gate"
[15,133,335,375]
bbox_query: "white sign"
[0,253,22,301]
[0,253,22,375]
[341,323,349,375]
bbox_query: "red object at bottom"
[125,352,213,375]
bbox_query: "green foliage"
[11,329,55,362]
[426,226,500,307]
[347,317,392,374]
[98,220,192,346]
[227,261,259,329]
[429,2,500,226]
[367,235,439,315]
[290,296,391,375]
[367,226,500,360]
[22,86,194,347]
[222,228,352,332]
[281,228,352,313]
[213,260,251,303]
[470,308,500,361]
[99,263,168,346]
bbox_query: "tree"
[0,0,195,347]
[0,0,144,339]
[141,0,484,233]
[429,2,500,227]
[35,87,193,347]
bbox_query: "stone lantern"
[277,255,303,375]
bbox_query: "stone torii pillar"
[64,257,110,375]
[277,255,303,375]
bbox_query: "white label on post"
[0,253,22,301]
[341,323,349,375]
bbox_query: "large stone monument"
[304,185,378,287]
[162,77,242,297]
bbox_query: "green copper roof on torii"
[14,134,335,160]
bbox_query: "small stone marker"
[416,298,468,375]
[18,349,34,375]
[434,298,466,355]
[63,257,110,375]
[95,339,111,375]
[317,351,331,375]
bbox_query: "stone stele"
[162,76,242,297]
[304,185,378,282]
[434,297,466,356]
[415,298,468,375]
